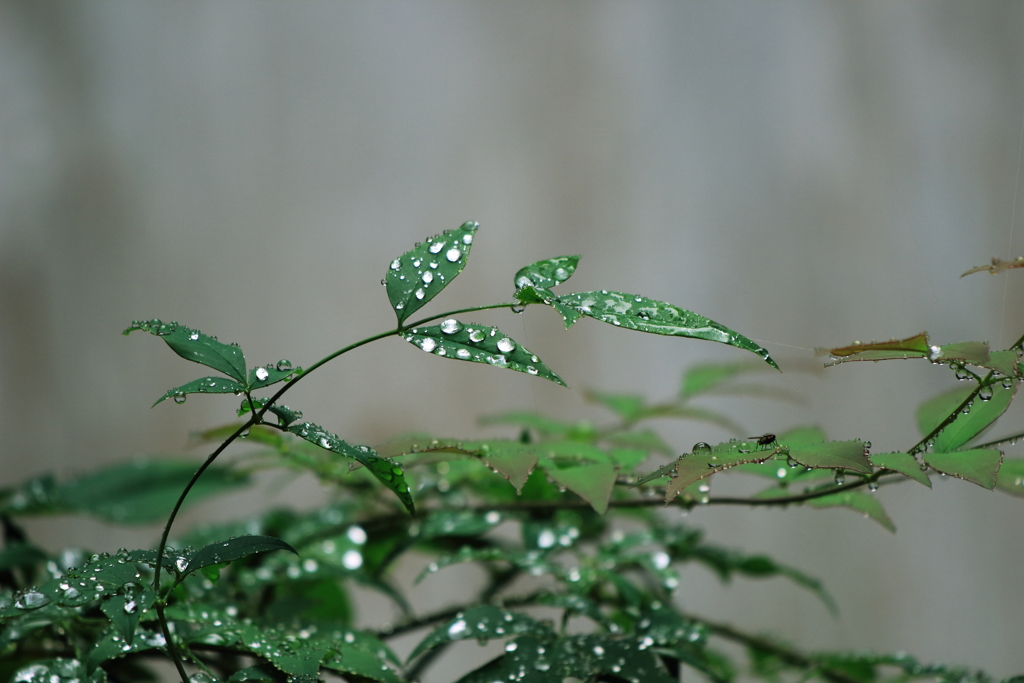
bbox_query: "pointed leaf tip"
[555,291,779,369]
[385,222,478,324]
[514,255,581,290]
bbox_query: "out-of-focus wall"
[2,1,1023,677]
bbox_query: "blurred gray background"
[2,1,1024,678]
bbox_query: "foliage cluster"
[2,223,1023,683]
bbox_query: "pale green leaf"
[924,449,1002,489]
[805,491,896,532]
[541,461,617,514]
[788,441,872,473]
[869,452,931,487]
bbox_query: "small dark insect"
[749,433,777,450]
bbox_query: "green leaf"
[937,341,991,366]
[479,411,576,437]
[56,460,248,524]
[419,509,511,540]
[985,350,1020,376]
[806,491,896,532]
[603,429,673,456]
[289,422,415,515]
[514,255,581,290]
[385,222,479,324]
[824,332,930,363]
[585,390,646,421]
[152,376,244,407]
[408,605,542,661]
[322,643,403,683]
[788,441,872,474]
[917,383,1017,453]
[403,321,566,386]
[557,291,778,369]
[475,441,538,492]
[184,535,297,575]
[923,449,1002,489]
[663,441,778,503]
[247,362,300,390]
[869,452,931,487]
[99,588,155,646]
[541,462,617,514]
[11,658,108,683]
[125,319,246,383]
[995,459,1024,497]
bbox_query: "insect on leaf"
[124,319,247,383]
[556,291,778,370]
[403,320,566,386]
[513,255,581,290]
[385,222,478,325]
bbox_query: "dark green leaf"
[788,441,872,474]
[55,460,247,524]
[924,449,1002,489]
[322,643,403,683]
[403,321,566,386]
[385,222,479,324]
[228,666,277,682]
[917,383,1017,453]
[556,291,779,369]
[11,658,108,683]
[152,376,244,407]
[289,422,415,515]
[408,605,542,660]
[125,319,246,382]
[513,284,552,305]
[99,588,155,646]
[869,452,931,487]
[995,459,1024,497]
[87,627,166,669]
[184,535,296,575]
[514,255,581,290]
[806,491,896,532]
[247,363,300,390]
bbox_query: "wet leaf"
[385,222,478,324]
[985,350,1020,376]
[247,363,300,391]
[960,255,1024,277]
[184,535,296,575]
[869,452,931,487]
[923,449,1002,489]
[805,491,896,532]
[788,441,872,474]
[995,459,1024,497]
[664,442,777,503]
[99,588,155,646]
[557,291,778,369]
[936,342,990,367]
[152,376,244,407]
[408,605,542,661]
[475,442,538,491]
[10,658,108,683]
[514,255,581,290]
[824,332,929,359]
[917,383,1017,453]
[322,643,403,683]
[403,321,566,386]
[289,422,415,515]
[541,462,617,514]
[125,319,247,383]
